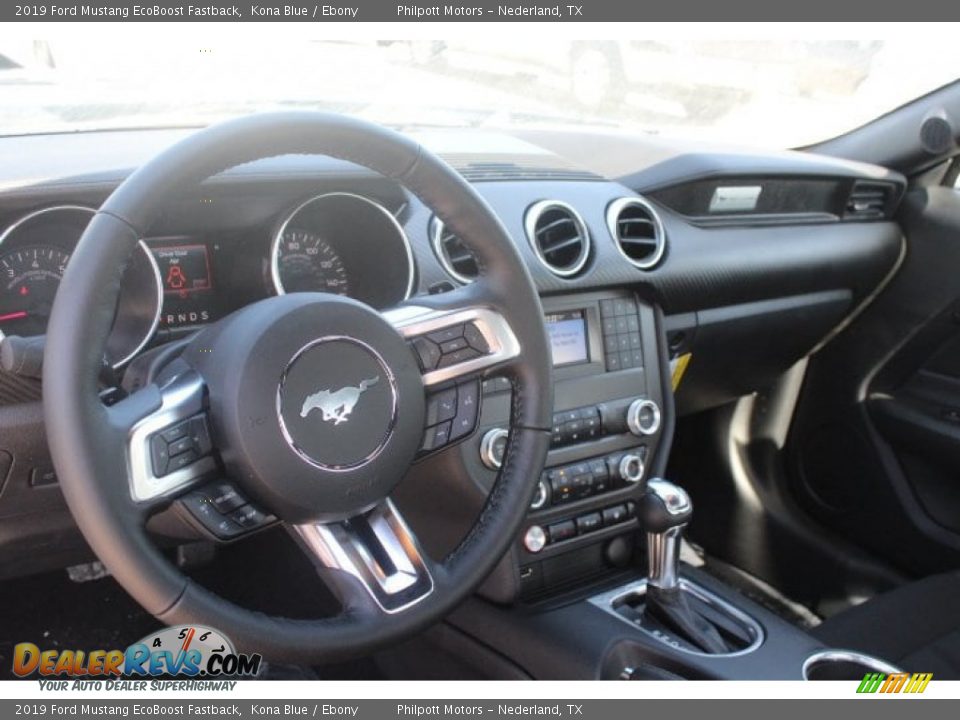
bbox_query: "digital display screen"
[545,310,589,367]
[149,241,216,328]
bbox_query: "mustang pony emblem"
[300,376,380,426]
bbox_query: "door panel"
[788,184,960,575]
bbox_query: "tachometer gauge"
[272,228,350,296]
[0,245,70,336]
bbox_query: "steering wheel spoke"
[290,499,434,614]
[385,293,521,388]
[118,369,218,508]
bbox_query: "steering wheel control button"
[412,337,442,371]
[148,413,214,478]
[463,322,490,353]
[207,481,246,513]
[523,525,547,553]
[479,427,509,469]
[421,420,453,451]
[182,483,276,540]
[627,398,662,436]
[278,337,397,471]
[425,386,458,426]
[449,380,480,440]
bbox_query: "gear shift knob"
[639,479,692,590]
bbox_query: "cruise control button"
[161,423,189,443]
[439,337,469,354]
[150,435,170,476]
[427,325,465,344]
[437,347,481,367]
[206,482,246,513]
[168,450,199,472]
[463,323,489,353]
[426,387,458,426]
[182,493,245,539]
[230,504,271,529]
[191,416,213,455]
[412,337,441,371]
[168,436,195,457]
[450,381,480,440]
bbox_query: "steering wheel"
[42,112,553,663]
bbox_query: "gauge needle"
[0,311,28,323]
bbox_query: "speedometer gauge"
[0,245,70,336]
[272,228,350,296]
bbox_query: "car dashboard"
[0,125,906,602]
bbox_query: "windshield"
[1,35,957,147]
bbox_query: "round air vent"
[431,218,478,284]
[524,200,590,277]
[606,197,666,270]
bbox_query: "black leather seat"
[812,571,960,679]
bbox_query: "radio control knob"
[523,525,548,553]
[627,399,661,436]
[618,454,645,484]
[479,428,509,470]
[530,478,550,510]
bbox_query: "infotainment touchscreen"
[545,310,590,367]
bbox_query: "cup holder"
[803,650,902,681]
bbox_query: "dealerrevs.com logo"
[13,626,262,684]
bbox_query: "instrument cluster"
[0,193,416,365]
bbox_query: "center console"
[475,290,669,601]
[389,289,900,681]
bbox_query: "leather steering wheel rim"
[42,112,553,662]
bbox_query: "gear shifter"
[638,479,729,654]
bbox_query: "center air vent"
[844,181,894,221]
[431,218,478,284]
[524,200,591,277]
[606,197,666,270]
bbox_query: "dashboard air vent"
[431,218,478,284]
[524,201,591,277]
[606,197,666,270]
[844,181,894,221]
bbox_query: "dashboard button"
[168,436,195,457]
[29,466,58,487]
[548,520,576,543]
[602,505,629,526]
[576,512,603,534]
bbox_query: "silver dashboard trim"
[605,196,667,271]
[524,199,591,278]
[430,217,476,285]
[270,192,416,302]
